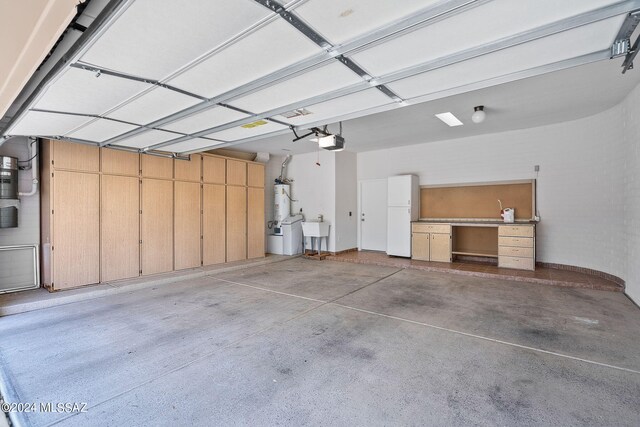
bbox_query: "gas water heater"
[273,184,291,235]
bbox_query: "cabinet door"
[175,154,201,182]
[247,163,265,188]
[53,140,99,172]
[101,175,140,282]
[387,175,412,207]
[174,181,201,270]
[141,179,174,275]
[430,233,452,262]
[203,156,225,184]
[141,154,173,179]
[411,233,430,261]
[53,171,99,288]
[226,185,247,262]
[247,187,265,259]
[226,160,247,186]
[101,148,139,176]
[203,184,226,265]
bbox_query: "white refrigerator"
[386,175,420,257]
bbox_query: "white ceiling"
[4,0,640,155]
[232,59,640,154]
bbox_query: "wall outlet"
[534,165,540,172]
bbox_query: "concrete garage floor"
[1,259,639,426]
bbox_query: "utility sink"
[302,221,330,237]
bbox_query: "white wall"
[620,84,640,303]
[264,154,284,240]
[286,150,337,252]
[266,150,358,253]
[334,151,358,252]
[0,137,40,291]
[358,108,627,284]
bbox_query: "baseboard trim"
[536,262,625,288]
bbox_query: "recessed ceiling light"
[435,112,463,127]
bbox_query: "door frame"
[358,178,387,251]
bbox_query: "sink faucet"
[318,214,323,222]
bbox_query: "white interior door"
[360,179,387,251]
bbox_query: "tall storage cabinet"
[174,181,201,270]
[41,141,100,290]
[203,155,226,265]
[100,148,140,282]
[53,171,100,289]
[226,185,247,262]
[247,162,265,259]
[141,179,174,275]
[203,184,226,265]
[101,174,140,282]
[41,140,265,291]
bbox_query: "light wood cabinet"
[247,163,265,188]
[101,149,139,176]
[142,154,173,179]
[203,184,226,265]
[430,233,452,262]
[50,140,100,172]
[226,185,247,262]
[226,159,246,186]
[411,233,430,260]
[203,156,225,184]
[174,181,201,270]
[498,225,535,271]
[40,140,265,289]
[175,154,201,182]
[141,179,174,275]
[101,175,140,282]
[52,171,100,289]
[247,187,265,259]
[411,223,452,262]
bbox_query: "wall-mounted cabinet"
[101,149,139,176]
[40,140,265,290]
[175,154,201,182]
[142,154,173,179]
[50,140,99,172]
[248,163,265,188]
[203,156,225,184]
[226,159,246,186]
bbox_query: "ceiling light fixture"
[472,106,486,123]
[435,112,463,127]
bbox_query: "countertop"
[414,219,538,226]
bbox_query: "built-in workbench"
[412,220,536,270]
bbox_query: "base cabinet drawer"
[498,225,534,238]
[498,246,534,258]
[499,256,534,270]
[412,223,451,234]
[498,236,534,248]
